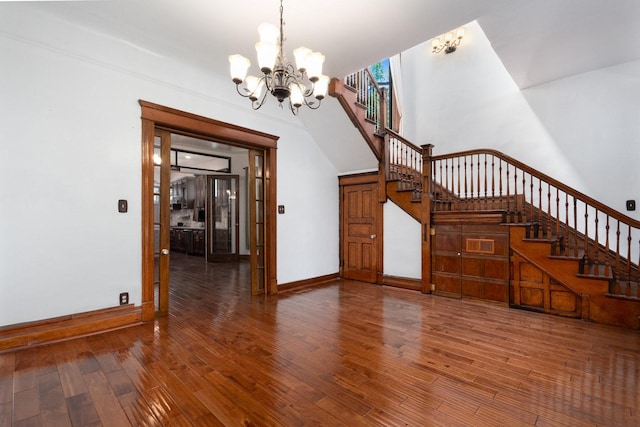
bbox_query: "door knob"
[161,248,169,255]
[370,234,376,239]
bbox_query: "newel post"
[379,87,388,132]
[421,144,434,294]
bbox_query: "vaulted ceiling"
[29,0,640,89]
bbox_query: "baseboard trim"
[0,305,143,353]
[278,273,340,293]
[381,275,421,291]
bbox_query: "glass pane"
[256,247,264,268]
[254,155,263,178]
[255,178,263,200]
[210,176,238,255]
[231,178,237,253]
[154,224,160,253]
[256,222,263,246]
[154,253,160,282]
[256,201,263,223]
[154,201,160,225]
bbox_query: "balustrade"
[430,149,640,287]
[342,70,639,296]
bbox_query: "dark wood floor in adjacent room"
[1,252,640,426]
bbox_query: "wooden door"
[459,224,509,303]
[340,178,380,283]
[154,130,171,315]
[249,149,266,295]
[207,175,240,262]
[431,216,509,304]
[431,224,462,298]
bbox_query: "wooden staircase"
[330,72,640,329]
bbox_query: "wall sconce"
[432,27,465,54]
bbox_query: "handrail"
[432,149,640,228]
[384,129,422,196]
[344,68,385,132]
[430,148,640,284]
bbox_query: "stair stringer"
[329,78,384,161]
[385,180,421,222]
[510,226,640,329]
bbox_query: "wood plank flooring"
[1,252,640,426]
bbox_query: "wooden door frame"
[338,172,383,284]
[140,101,279,321]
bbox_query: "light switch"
[626,200,636,211]
[118,199,128,213]
[278,205,285,214]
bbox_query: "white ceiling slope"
[31,0,640,90]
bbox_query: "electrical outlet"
[119,292,129,305]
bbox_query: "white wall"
[0,5,339,326]
[522,59,640,219]
[400,21,586,191]
[383,201,421,279]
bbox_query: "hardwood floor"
[1,253,640,426]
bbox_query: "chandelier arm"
[302,97,322,110]
[288,100,299,115]
[251,83,270,110]
[235,83,251,98]
[303,81,315,97]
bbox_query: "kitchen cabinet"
[170,228,185,252]
[171,227,205,256]
[170,177,196,209]
[191,229,205,256]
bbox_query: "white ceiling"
[31,0,640,89]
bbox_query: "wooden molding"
[0,305,143,353]
[278,273,340,293]
[381,275,421,291]
[338,171,379,186]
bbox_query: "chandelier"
[432,27,465,54]
[228,0,329,115]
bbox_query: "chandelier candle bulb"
[255,41,279,73]
[305,52,325,82]
[293,47,312,72]
[228,54,250,83]
[313,75,329,100]
[290,83,304,107]
[246,76,264,101]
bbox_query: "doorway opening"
[140,101,279,321]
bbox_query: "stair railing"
[344,68,386,133]
[430,149,640,287]
[342,67,638,296]
[384,129,423,198]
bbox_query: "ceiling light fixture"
[228,0,329,115]
[432,27,465,54]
